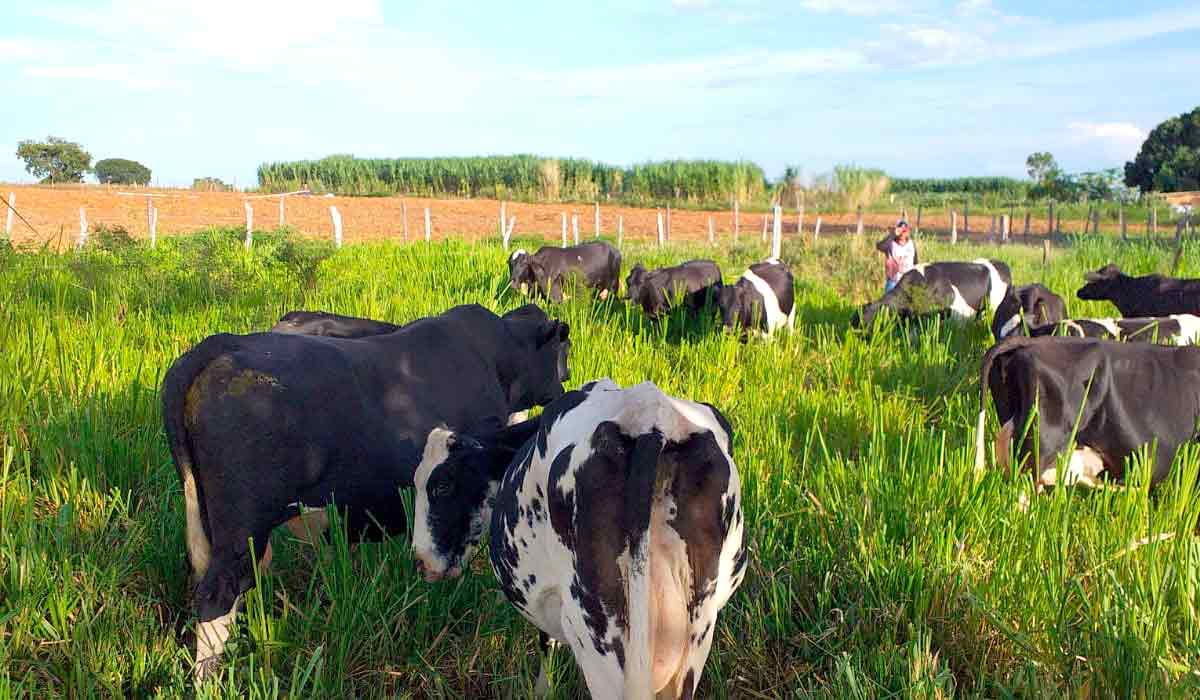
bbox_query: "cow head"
[625,263,648,300]
[509,250,546,296]
[501,305,571,410]
[412,420,539,582]
[1077,264,1125,301]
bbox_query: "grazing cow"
[161,303,571,679]
[412,379,746,699]
[1077,263,1200,317]
[270,310,400,338]
[991,284,1067,341]
[1014,314,1200,345]
[509,241,622,303]
[626,260,723,319]
[717,258,795,337]
[973,336,1200,492]
[854,259,1010,329]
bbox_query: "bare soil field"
[2,184,1111,249]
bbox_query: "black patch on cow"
[536,389,589,457]
[546,444,577,550]
[699,401,735,453]
[1077,263,1200,317]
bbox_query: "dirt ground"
[0,184,1136,249]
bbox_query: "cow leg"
[599,288,610,301]
[994,420,1014,474]
[193,531,272,682]
[561,606,624,698]
[549,278,565,303]
[284,505,330,545]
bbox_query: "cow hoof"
[193,657,220,685]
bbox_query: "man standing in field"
[876,219,917,293]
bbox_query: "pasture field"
[3,229,1200,698]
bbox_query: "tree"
[15,136,92,183]
[95,158,152,185]
[192,177,231,192]
[1025,152,1060,184]
[1125,106,1200,193]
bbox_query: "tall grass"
[2,229,1200,697]
[257,155,765,206]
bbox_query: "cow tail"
[161,333,239,582]
[623,429,666,700]
[975,336,1038,471]
[610,246,623,294]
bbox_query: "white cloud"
[954,0,994,16]
[24,63,172,90]
[1067,122,1147,161]
[800,0,915,17]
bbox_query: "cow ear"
[538,319,568,345]
[449,433,484,453]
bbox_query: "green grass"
[3,228,1200,697]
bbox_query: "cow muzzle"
[413,552,461,583]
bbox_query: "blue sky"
[1,0,1198,187]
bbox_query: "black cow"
[509,241,622,303]
[854,259,1011,329]
[626,259,723,319]
[717,258,795,337]
[1014,314,1200,345]
[974,336,1200,492]
[991,284,1067,341]
[410,379,745,698]
[270,310,400,338]
[161,303,571,679]
[1077,263,1200,317]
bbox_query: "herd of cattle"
[160,239,1200,697]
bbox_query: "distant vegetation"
[1125,105,1200,193]
[192,176,232,192]
[257,154,765,206]
[15,136,92,184]
[94,158,152,186]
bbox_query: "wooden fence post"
[505,216,516,249]
[656,210,665,247]
[733,200,740,242]
[915,205,922,235]
[1120,203,1127,239]
[1151,206,1158,235]
[797,191,805,237]
[950,210,958,244]
[78,207,87,250]
[146,195,153,239]
[856,205,863,237]
[1083,206,1093,235]
[244,202,253,250]
[1048,202,1054,238]
[618,215,624,248]
[499,202,506,239]
[279,195,285,228]
[1094,208,1101,236]
[1043,239,1051,271]
[666,205,672,242]
[1023,211,1031,237]
[594,202,601,238]
[4,193,13,238]
[424,206,431,243]
[150,206,158,248]
[771,205,782,259]
[989,215,996,241]
[401,201,409,242]
[330,206,343,248]
[1001,214,1009,242]
[561,212,568,247]
[963,200,969,238]
[814,216,822,242]
[708,215,714,246]
[572,214,580,245]
[761,214,768,242]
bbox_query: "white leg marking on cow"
[508,410,529,426]
[599,288,610,301]
[1094,318,1121,339]
[1038,447,1106,488]
[973,259,1009,311]
[195,597,240,682]
[182,468,211,584]
[998,314,1022,339]
[740,268,788,334]
[948,285,977,319]
[1064,320,1086,337]
[994,420,1014,473]
[1171,314,1200,345]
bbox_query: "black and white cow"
[626,260,723,319]
[974,336,1200,492]
[270,310,401,338]
[854,259,1011,329]
[1014,314,1200,345]
[991,284,1067,341]
[161,303,571,679]
[412,379,747,699]
[509,241,622,303]
[1077,263,1200,317]
[717,258,795,338]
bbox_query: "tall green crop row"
[258,155,764,204]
